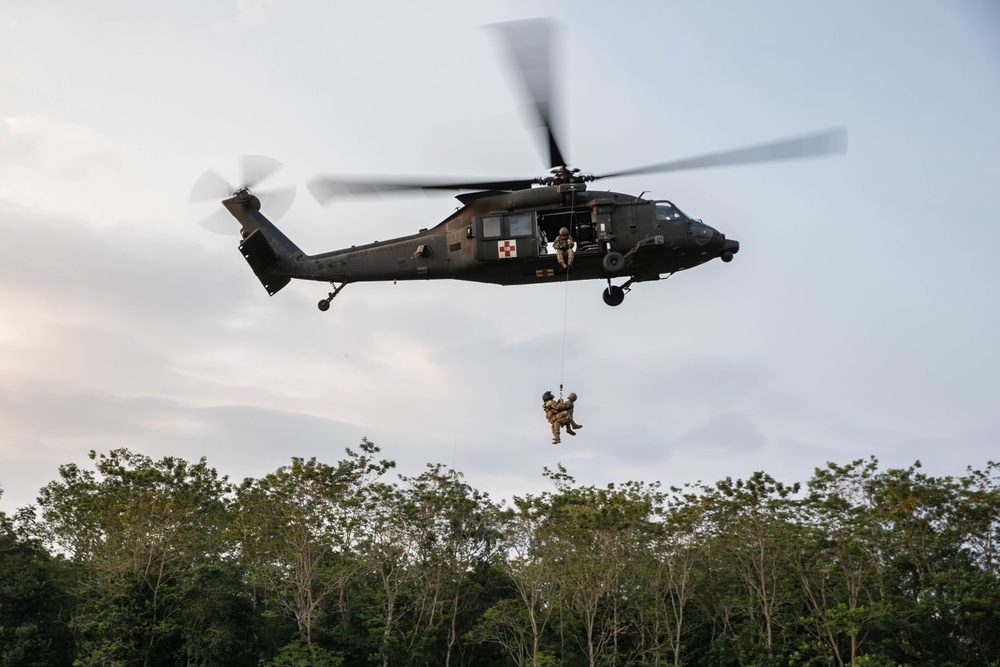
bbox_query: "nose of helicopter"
[691,221,716,245]
[720,238,739,262]
[691,221,739,263]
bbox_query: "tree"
[478,493,558,667]
[35,449,236,667]
[0,489,74,667]
[234,439,394,665]
[697,472,802,664]
[796,458,892,667]
[537,467,663,667]
[867,461,1000,665]
[397,464,503,667]
[628,485,708,666]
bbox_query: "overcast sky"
[2,1,999,513]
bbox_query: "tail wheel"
[317,282,347,312]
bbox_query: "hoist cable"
[556,195,577,400]
[558,265,571,398]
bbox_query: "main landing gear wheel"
[602,251,625,273]
[602,284,626,306]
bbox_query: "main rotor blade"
[257,185,296,219]
[491,18,568,170]
[307,176,536,205]
[594,128,848,180]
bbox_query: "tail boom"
[224,191,306,296]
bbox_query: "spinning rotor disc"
[189,155,296,234]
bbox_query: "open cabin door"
[537,209,600,251]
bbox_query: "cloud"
[0,115,121,212]
[668,413,768,454]
[235,0,286,24]
[2,0,999,519]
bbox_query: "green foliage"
[33,449,242,666]
[2,450,999,666]
[0,504,75,667]
[260,640,344,667]
[234,440,394,648]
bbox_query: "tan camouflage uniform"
[543,391,582,444]
[553,228,575,269]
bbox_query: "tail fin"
[239,229,291,295]
[224,192,304,296]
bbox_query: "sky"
[2,0,999,513]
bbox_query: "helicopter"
[191,19,846,310]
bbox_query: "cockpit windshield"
[655,201,689,221]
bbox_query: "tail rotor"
[189,155,296,234]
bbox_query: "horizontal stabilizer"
[239,229,291,296]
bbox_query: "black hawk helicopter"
[192,19,846,310]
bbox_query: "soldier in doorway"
[553,227,575,270]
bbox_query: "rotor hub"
[541,166,592,186]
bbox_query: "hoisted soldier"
[556,392,583,432]
[542,390,583,444]
[542,391,559,422]
[553,227,575,270]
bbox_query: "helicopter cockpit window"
[508,213,533,237]
[482,216,503,239]
[655,202,686,221]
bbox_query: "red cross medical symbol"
[498,240,517,258]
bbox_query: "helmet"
[559,227,570,236]
[567,392,577,401]
[542,391,554,401]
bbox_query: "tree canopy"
[1,444,998,667]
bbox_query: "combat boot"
[566,426,576,436]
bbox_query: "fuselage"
[223,183,739,303]
[239,184,736,284]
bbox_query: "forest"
[1,440,998,667]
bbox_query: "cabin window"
[481,213,536,239]
[508,213,533,237]
[482,216,503,239]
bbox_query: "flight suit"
[553,230,575,269]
